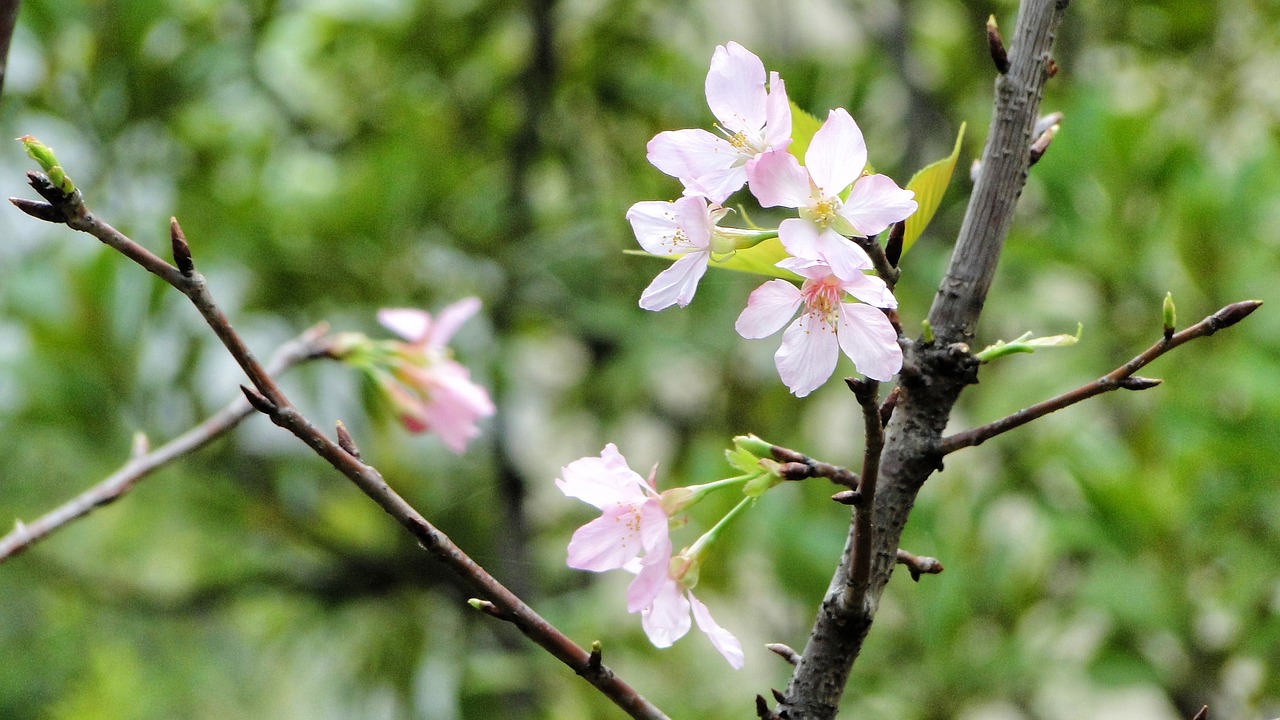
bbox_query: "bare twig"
[766,643,801,666]
[850,233,900,289]
[940,300,1262,454]
[844,378,884,613]
[0,324,333,563]
[895,548,944,582]
[769,445,860,489]
[13,191,669,720]
[0,0,19,99]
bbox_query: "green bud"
[921,319,935,343]
[733,434,774,460]
[19,135,57,171]
[1162,292,1176,337]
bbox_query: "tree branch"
[13,189,670,720]
[779,2,1071,717]
[0,323,334,563]
[940,300,1262,454]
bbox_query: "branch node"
[466,597,502,617]
[239,384,277,415]
[831,489,862,506]
[896,548,944,582]
[335,420,362,459]
[879,386,901,427]
[755,695,782,720]
[588,640,603,673]
[986,15,1010,74]
[1208,299,1262,331]
[170,217,194,276]
[766,643,800,666]
[1118,376,1162,391]
[1046,57,1060,78]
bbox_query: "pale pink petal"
[556,444,650,509]
[566,501,666,572]
[627,535,673,612]
[639,252,711,311]
[418,363,494,452]
[705,42,767,135]
[689,592,745,669]
[746,148,812,209]
[646,129,737,197]
[638,577,692,647]
[805,108,867,198]
[837,303,904,381]
[840,272,897,309]
[837,174,917,236]
[775,256,831,282]
[775,313,840,397]
[683,165,749,204]
[777,217,822,261]
[814,228,874,282]
[627,197,712,256]
[425,297,482,351]
[735,280,801,339]
[378,308,431,342]
[763,72,792,148]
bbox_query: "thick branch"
[779,2,1070,717]
[940,300,1261,454]
[0,324,333,563]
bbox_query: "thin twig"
[850,233,900,290]
[940,300,1262,454]
[0,0,19,99]
[844,378,883,612]
[769,445,859,489]
[0,324,333,563]
[895,548,944,582]
[15,189,670,720]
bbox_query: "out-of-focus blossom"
[747,108,916,281]
[736,257,901,395]
[647,42,791,203]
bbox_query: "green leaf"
[901,122,966,256]
[787,102,823,164]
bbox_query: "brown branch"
[0,0,19,99]
[770,445,860,489]
[0,323,333,563]
[779,2,1071,718]
[844,378,884,612]
[940,299,1261,454]
[13,191,669,720]
[895,548,944,582]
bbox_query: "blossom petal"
[646,129,738,199]
[814,228,874,282]
[777,217,822,260]
[837,303,904,381]
[416,362,494,452]
[775,313,840,397]
[689,592,745,669]
[628,197,712,256]
[806,108,866,198]
[378,308,431,342]
[705,42,767,135]
[639,252,711,311]
[556,444,650,509]
[567,500,667,572]
[626,534,673,612]
[840,272,897,309]
[746,148,812,209]
[735,279,802,339]
[424,298,482,352]
[838,174,918,236]
[639,577,692,647]
[763,72,792,148]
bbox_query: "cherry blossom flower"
[736,258,902,395]
[555,444,670,572]
[374,299,495,452]
[747,107,917,281]
[627,196,727,310]
[625,535,745,669]
[647,42,791,203]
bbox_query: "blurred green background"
[0,0,1276,717]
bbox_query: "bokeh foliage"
[0,0,1276,718]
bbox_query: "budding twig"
[769,446,859,489]
[940,300,1262,454]
[987,15,1010,74]
[895,548,944,582]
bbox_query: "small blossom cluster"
[556,443,784,668]
[333,299,495,453]
[629,42,916,396]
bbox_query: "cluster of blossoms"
[629,42,917,396]
[333,298,495,453]
[557,441,782,668]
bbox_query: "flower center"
[801,275,842,324]
[811,197,839,227]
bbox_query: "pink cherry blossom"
[624,537,745,669]
[556,444,670,573]
[627,196,730,311]
[647,42,791,203]
[747,108,917,281]
[736,258,902,395]
[376,299,495,452]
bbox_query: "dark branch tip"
[10,196,66,223]
[765,643,800,666]
[1118,376,1162,391]
[240,384,277,415]
[986,15,1010,74]
[831,489,862,506]
[1210,299,1262,330]
[169,217,194,276]
[335,420,362,459]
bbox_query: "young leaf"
[901,122,966,257]
[625,237,803,282]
